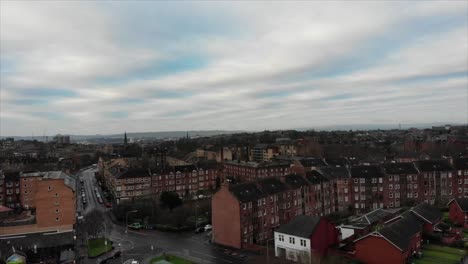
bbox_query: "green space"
[151,254,193,264]
[88,238,113,258]
[442,212,449,221]
[414,245,466,264]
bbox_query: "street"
[75,167,253,264]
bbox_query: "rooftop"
[351,165,384,178]
[415,160,453,172]
[383,162,419,175]
[410,202,442,224]
[276,215,321,238]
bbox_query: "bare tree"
[83,210,106,239]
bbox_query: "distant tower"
[124,132,128,145]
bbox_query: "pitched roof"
[377,213,422,251]
[229,182,263,203]
[453,158,468,170]
[452,198,468,212]
[415,160,453,172]
[4,171,20,181]
[410,202,441,224]
[352,208,391,225]
[258,177,288,195]
[305,170,329,184]
[351,165,384,178]
[116,167,150,179]
[324,158,349,167]
[383,163,419,175]
[284,174,309,189]
[299,158,327,168]
[276,215,321,238]
[320,167,350,180]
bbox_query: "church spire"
[124,132,128,145]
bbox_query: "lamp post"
[125,210,138,233]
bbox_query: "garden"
[414,244,466,264]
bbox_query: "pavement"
[75,167,254,264]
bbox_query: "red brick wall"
[212,185,241,248]
[355,235,406,264]
[449,202,466,225]
[35,179,76,228]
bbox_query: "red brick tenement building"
[223,160,291,182]
[382,162,422,208]
[212,175,312,248]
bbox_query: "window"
[243,203,246,210]
[55,209,60,213]
[300,239,307,247]
[354,178,358,184]
[379,178,383,183]
[389,185,393,189]
[289,237,295,244]
[48,186,52,191]
[389,175,393,181]
[279,234,284,242]
[55,193,59,197]
[55,217,60,221]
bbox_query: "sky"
[0,1,467,136]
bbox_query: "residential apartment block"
[223,160,291,182]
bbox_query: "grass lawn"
[414,245,466,264]
[151,255,193,264]
[442,212,449,221]
[88,238,113,258]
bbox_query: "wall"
[310,218,339,256]
[274,231,311,264]
[355,235,406,264]
[449,202,466,225]
[36,179,76,228]
[212,185,241,248]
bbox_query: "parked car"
[105,202,113,208]
[204,224,212,231]
[145,224,156,230]
[127,223,143,229]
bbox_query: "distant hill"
[2,130,245,142]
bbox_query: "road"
[75,167,253,264]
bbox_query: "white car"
[204,224,212,231]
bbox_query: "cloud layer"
[1,1,467,136]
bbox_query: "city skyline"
[1,1,467,136]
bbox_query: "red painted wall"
[449,202,466,225]
[355,235,407,264]
[310,218,339,256]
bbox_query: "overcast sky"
[1,1,467,136]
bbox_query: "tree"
[160,191,182,211]
[83,210,106,238]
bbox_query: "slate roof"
[229,182,263,203]
[351,165,384,178]
[324,158,349,167]
[305,170,329,184]
[320,167,350,180]
[452,198,468,212]
[415,160,453,172]
[276,215,321,238]
[173,165,197,172]
[377,213,422,251]
[383,163,419,175]
[352,208,391,225]
[0,231,74,255]
[410,202,441,224]
[299,158,327,168]
[116,168,151,179]
[4,171,20,181]
[453,158,468,170]
[284,174,309,189]
[258,177,288,195]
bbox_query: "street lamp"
[125,210,138,233]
